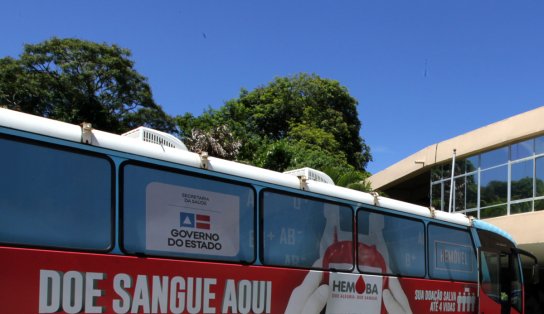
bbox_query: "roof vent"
[122,127,187,151]
[284,167,335,185]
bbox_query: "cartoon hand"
[285,271,329,314]
[364,214,412,313]
[383,277,412,314]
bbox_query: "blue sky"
[2,1,543,174]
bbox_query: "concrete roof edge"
[369,144,437,190]
[435,106,544,163]
[369,106,544,191]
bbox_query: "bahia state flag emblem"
[180,212,211,230]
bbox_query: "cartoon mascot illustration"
[285,206,412,314]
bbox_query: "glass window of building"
[442,163,451,179]
[511,160,534,201]
[454,159,465,176]
[466,173,478,209]
[480,166,508,207]
[443,181,451,211]
[511,139,534,160]
[454,177,466,212]
[536,136,544,155]
[480,205,507,219]
[465,155,479,173]
[431,167,442,181]
[510,201,533,215]
[536,157,544,197]
[480,147,508,169]
[430,134,544,219]
[431,183,442,210]
[535,199,544,211]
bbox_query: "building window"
[481,147,508,169]
[466,173,478,209]
[536,136,544,155]
[510,201,532,215]
[454,177,466,212]
[465,155,479,173]
[511,160,533,201]
[535,199,544,211]
[431,167,442,181]
[480,205,507,219]
[430,136,544,219]
[536,157,544,197]
[511,139,534,160]
[480,166,507,208]
[431,183,442,210]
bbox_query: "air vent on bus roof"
[283,167,335,185]
[122,127,188,151]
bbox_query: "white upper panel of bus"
[0,108,471,226]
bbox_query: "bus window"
[261,190,353,270]
[428,224,478,282]
[0,136,113,251]
[357,209,425,277]
[121,162,255,263]
[478,229,523,313]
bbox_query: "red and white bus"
[0,108,536,314]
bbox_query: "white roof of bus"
[0,108,471,226]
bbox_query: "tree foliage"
[0,37,175,134]
[323,166,372,191]
[176,73,372,190]
[184,124,242,160]
[220,73,371,170]
[1,40,373,190]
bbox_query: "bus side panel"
[479,287,502,313]
[0,246,302,314]
[398,278,478,313]
[478,287,522,314]
[1,246,479,314]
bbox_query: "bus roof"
[0,107,479,228]
[472,219,516,245]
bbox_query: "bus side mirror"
[532,264,540,285]
[515,248,539,285]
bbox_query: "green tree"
[322,167,372,191]
[176,73,373,190]
[252,138,352,173]
[221,73,371,170]
[184,124,241,159]
[0,37,175,134]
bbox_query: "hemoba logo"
[331,276,379,295]
[180,212,211,230]
[326,273,382,313]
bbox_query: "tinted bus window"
[478,229,523,313]
[357,209,425,277]
[0,136,112,250]
[261,190,353,270]
[428,224,477,282]
[122,163,255,263]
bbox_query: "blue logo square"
[180,212,195,228]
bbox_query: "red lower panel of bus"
[0,247,484,314]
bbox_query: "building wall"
[368,106,544,264]
[370,106,544,191]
